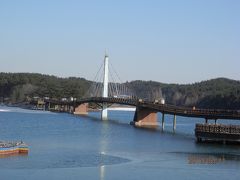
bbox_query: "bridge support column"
[69,106,75,113]
[162,113,165,131]
[64,105,69,112]
[205,118,208,124]
[173,114,176,132]
[101,103,108,120]
[74,103,88,115]
[45,102,50,111]
[131,107,158,127]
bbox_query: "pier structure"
[195,123,240,143]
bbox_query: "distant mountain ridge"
[128,78,240,109]
[0,73,240,109]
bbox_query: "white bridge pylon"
[101,53,109,120]
[84,52,135,120]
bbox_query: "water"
[0,106,240,180]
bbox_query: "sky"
[0,0,239,84]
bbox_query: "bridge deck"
[42,97,240,120]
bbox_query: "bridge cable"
[109,68,120,97]
[83,62,104,98]
[95,68,104,97]
[109,62,135,98]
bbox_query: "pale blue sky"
[0,0,239,84]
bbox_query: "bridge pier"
[205,118,208,124]
[101,103,108,120]
[173,114,176,132]
[74,103,88,115]
[162,113,165,131]
[45,102,50,111]
[131,107,158,127]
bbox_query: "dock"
[195,123,240,143]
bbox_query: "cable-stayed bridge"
[32,53,240,134]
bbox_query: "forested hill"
[128,78,240,109]
[0,73,240,109]
[0,73,91,103]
